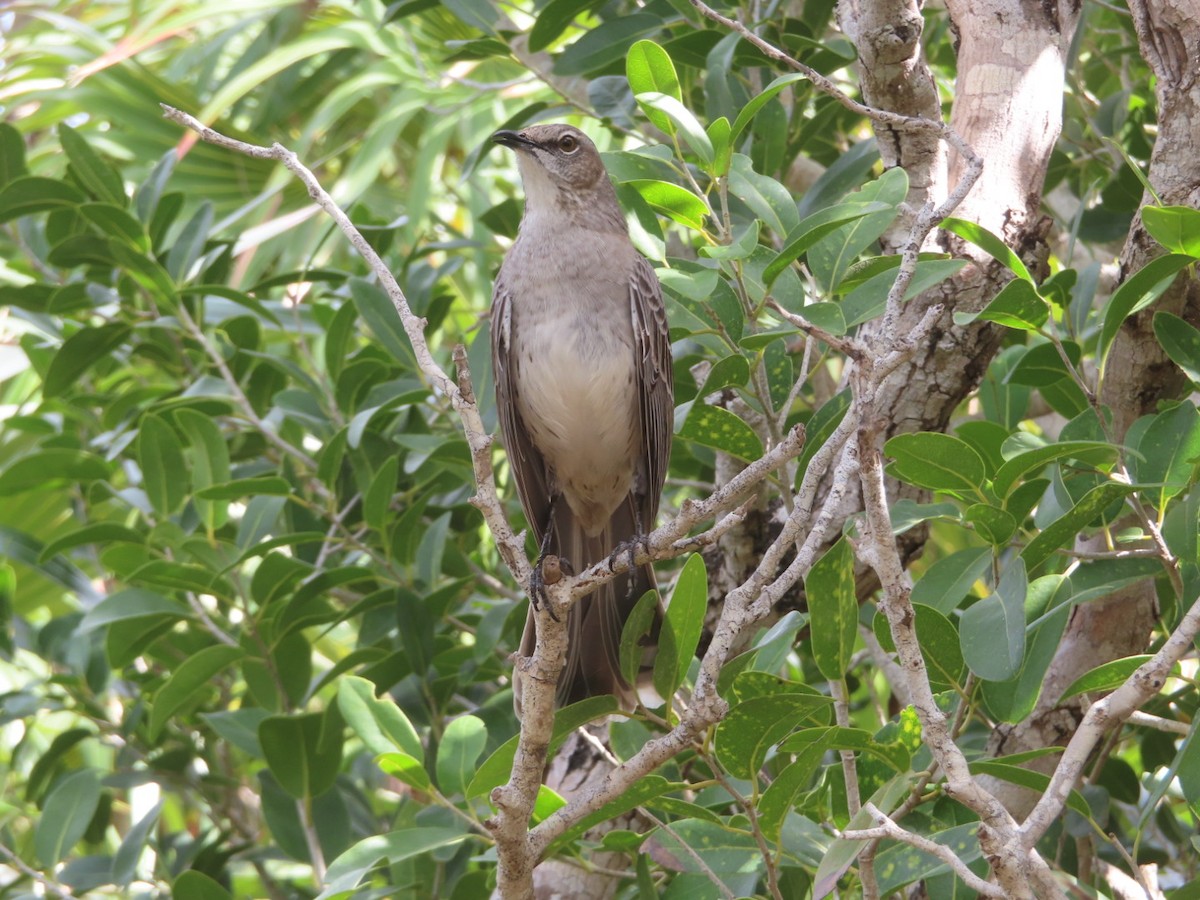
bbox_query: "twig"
[1018,590,1200,847]
[0,841,82,900]
[298,797,327,886]
[839,804,1006,898]
[686,0,981,174]
[160,104,529,585]
[1126,710,1190,735]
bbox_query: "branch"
[159,104,530,590]
[687,0,980,174]
[1018,588,1200,847]
[839,804,1006,898]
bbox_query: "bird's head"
[492,124,615,218]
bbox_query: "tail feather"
[516,497,660,711]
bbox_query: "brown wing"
[629,254,674,528]
[491,280,552,544]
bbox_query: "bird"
[490,123,674,711]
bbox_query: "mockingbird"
[491,124,674,710]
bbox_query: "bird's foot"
[530,554,572,621]
[608,533,650,576]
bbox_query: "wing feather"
[491,281,552,544]
[629,255,674,527]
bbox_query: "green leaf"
[813,775,912,896]
[967,760,1091,818]
[1059,655,1155,702]
[700,220,760,260]
[635,93,713,165]
[874,604,965,691]
[1007,340,1082,386]
[337,675,424,761]
[941,217,1033,282]
[840,258,967,330]
[173,871,234,900]
[1099,253,1193,370]
[111,241,178,306]
[728,153,799,236]
[195,476,292,500]
[1131,401,1200,513]
[889,499,961,533]
[317,828,469,900]
[165,200,214,282]
[175,408,231,532]
[260,705,344,800]
[715,692,832,779]
[79,589,190,632]
[0,176,85,223]
[779,726,911,772]
[910,547,991,616]
[529,0,605,52]
[763,201,893,289]
[349,277,414,366]
[808,168,907,292]
[137,415,183,520]
[678,402,763,461]
[468,695,619,798]
[39,523,144,563]
[1153,311,1200,384]
[654,553,708,699]
[34,768,102,866]
[884,432,986,496]
[966,503,1017,545]
[58,123,126,206]
[806,539,857,680]
[364,456,400,532]
[953,278,1048,330]
[874,822,982,895]
[113,799,163,886]
[627,179,709,231]
[553,14,661,76]
[377,751,432,791]
[993,440,1117,497]
[982,586,1071,723]
[0,123,28,187]
[639,817,762,876]
[149,645,245,740]
[731,73,810,143]
[436,714,487,797]
[1021,481,1137,569]
[548,775,682,851]
[1142,205,1200,256]
[626,40,680,125]
[0,449,110,496]
[707,116,731,176]
[202,709,270,757]
[79,202,150,252]
[960,557,1027,682]
[620,588,661,686]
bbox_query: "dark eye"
[558,134,579,153]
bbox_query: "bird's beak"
[492,130,537,152]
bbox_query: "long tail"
[517,498,659,709]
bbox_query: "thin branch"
[1126,710,1190,735]
[160,104,529,586]
[839,804,1006,898]
[0,842,82,900]
[686,0,982,174]
[1019,588,1200,847]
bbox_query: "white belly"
[515,315,639,535]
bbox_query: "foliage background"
[0,0,1197,897]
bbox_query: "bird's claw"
[530,554,572,622]
[608,534,649,573]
